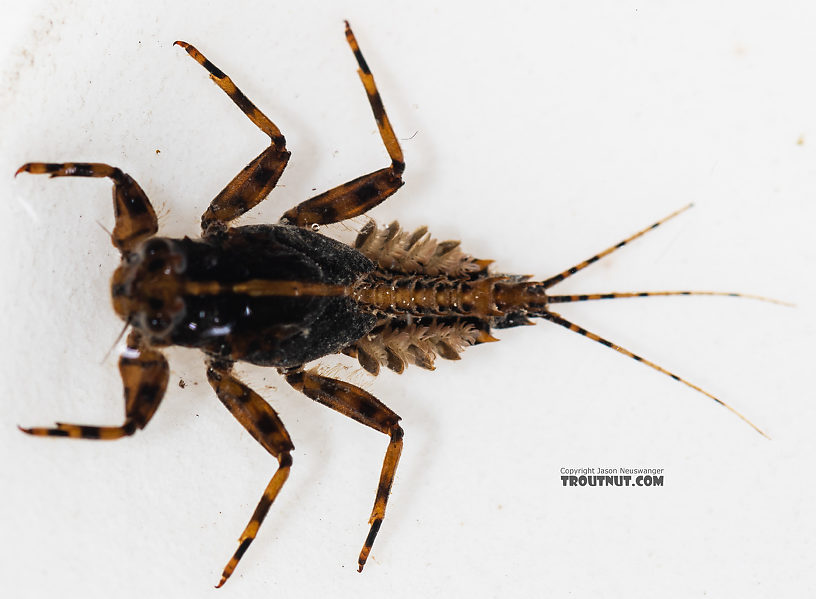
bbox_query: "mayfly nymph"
[17,22,780,587]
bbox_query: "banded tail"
[525,204,786,438]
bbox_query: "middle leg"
[175,41,291,234]
[206,359,294,587]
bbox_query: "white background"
[2,1,815,597]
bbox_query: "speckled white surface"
[2,2,816,597]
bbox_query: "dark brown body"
[114,225,377,368]
[109,221,543,375]
[17,22,772,589]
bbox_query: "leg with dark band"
[206,360,294,588]
[281,22,405,227]
[15,162,157,253]
[283,368,403,572]
[174,41,291,233]
[19,331,168,439]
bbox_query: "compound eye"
[140,238,187,273]
[143,238,170,257]
[147,315,171,334]
[143,296,185,337]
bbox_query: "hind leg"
[283,368,403,572]
[281,22,405,227]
